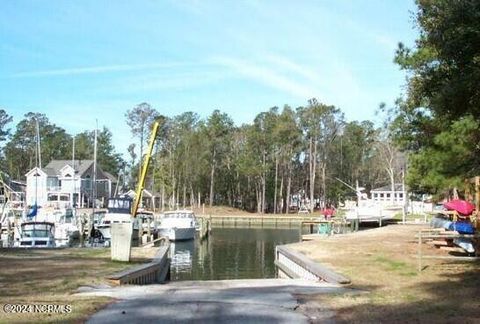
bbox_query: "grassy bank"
[0,247,156,323]
[290,225,480,323]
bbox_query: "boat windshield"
[107,198,132,214]
[22,229,50,238]
[21,223,53,238]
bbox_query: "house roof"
[103,171,117,182]
[44,160,95,177]
[371,184,404,192]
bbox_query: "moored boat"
[97,197,139,240]
[158,210,196,241]
[16,221,56,248]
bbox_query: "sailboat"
[17,119,56,247]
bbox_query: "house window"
[386,193,391,199]
[84,175,91,189]
[59,194,69,201]
[47,177,59,188]
[48,194,58,201]
[64,173,71,177]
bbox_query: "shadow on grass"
[0,249,153,298]
[333,265,480,323]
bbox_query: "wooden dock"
[196,214,329,228]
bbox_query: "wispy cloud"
[9,62,195,78]
[211,56,320,99]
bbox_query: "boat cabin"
[19,222,55,247]
[107,197,133,214]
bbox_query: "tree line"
[0,103,401,213]
[123,100,401,213]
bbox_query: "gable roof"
[25,166,48,177]
[103,171,117,182]
[42,160,102,178]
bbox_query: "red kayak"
[443,199,475,216]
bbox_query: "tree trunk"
[322,163,326,208]
[389,168,395,203]
[190,187,195,208]
[309,138,317,213]
[286,164,291,214]
[183,184,186,208]
[176,185,179,209]
[161,184,165,211]
[262,152,266,213]
[279,174,284,214]
[273,154,278,214]
[209,148,216,207]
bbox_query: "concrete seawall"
[275,245,351,285]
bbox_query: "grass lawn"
[291,224,480,323]
[0,247,156,323]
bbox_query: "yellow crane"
[131,121,160,217]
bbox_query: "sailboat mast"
[72,135,75,208]
[36,119,42,169]
[93,121,97,212]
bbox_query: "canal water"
[169,227,301,281]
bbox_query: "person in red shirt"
[323,205,335,220]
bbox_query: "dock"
[196,214,330,228]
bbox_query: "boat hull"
[158,227,195,241]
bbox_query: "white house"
[371,184,406,204]
[25,160,115,208]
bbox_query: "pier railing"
[275,245,350,284]
[107,243,171,285]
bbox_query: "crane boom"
[131,121,159,217]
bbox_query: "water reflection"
[169,227,300,281]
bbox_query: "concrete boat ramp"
[78,278,350,323]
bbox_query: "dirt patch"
[290,224,480,323]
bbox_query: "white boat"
[136,210,157,234]
[16,221,56,248]
[158,210,196,241]
[97,197,139,240]
[54,209,80,246]
[343,200,403,224]
[27,207,80,246]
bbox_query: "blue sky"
[0,0,418,157]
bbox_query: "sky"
[0,0,418,157]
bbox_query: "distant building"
[124,189,160,211]
[25,160,116,208]
[371,183,406,204]
[0,177,26,209]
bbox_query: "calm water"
[169,227,301,281]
